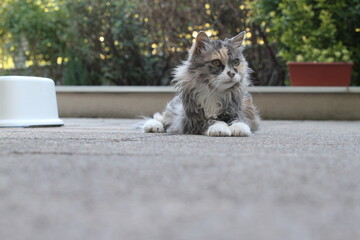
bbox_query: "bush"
[63,0,172,85]
[247,0,360,85]
[1,0,287,86]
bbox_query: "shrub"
[63,0,172,85]
[247,0,360,84]
[1,0,288,86]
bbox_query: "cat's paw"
[229,122,252,137]
[206,122,231,137]
[142,119,164,133]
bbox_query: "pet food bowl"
[0,76,63,127]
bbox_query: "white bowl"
[0,76,64,127]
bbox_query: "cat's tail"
[140,112,165,133]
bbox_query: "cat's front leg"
[229,121,252,137]
[205,121,231,137]
[142,112,165,133]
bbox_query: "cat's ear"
[227,31,246,49]
[193,31,210,54]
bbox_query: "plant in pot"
[247,0,353,86]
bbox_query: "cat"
[142,31,260,137]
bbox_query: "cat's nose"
[227,71,235,78]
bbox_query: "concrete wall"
[56,86,360,120]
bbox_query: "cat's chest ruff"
[197,92,227,119]
[202,99,222,118]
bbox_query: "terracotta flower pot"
[288,62,353,86]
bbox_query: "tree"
[0,0,68,80]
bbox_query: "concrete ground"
[0,119,360,240]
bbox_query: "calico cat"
[142,31,260,137]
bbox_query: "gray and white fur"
[143,31,260,137]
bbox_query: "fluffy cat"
[142,31,260,137]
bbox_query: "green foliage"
[0,0,285,85]
[62,0,172,85]
[62,56,100,85]
[248,0,353,62]
[0,0,68,69]
[332,0,360,85]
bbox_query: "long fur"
[143,31,260,136]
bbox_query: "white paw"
[229,122,252,137]
[206,122,231,137]
[142,119,164,133]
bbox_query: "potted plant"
[248,0,354,86]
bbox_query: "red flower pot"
[288,62,353,86]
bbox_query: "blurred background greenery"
[0,0,359,85]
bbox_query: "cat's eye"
[211,59,222,67]
[233,59,240,66]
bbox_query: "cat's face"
[188,31,249,92]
